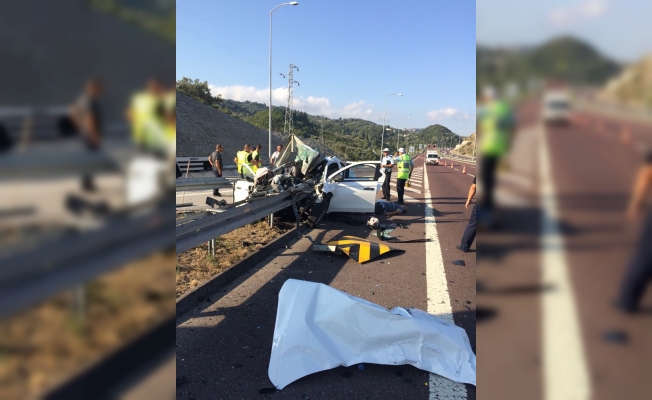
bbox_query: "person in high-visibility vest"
[477,86,515,213]
[126,79,161,150]
[251,144,263,173]
[395,148,413,205]
[233,143,253,179]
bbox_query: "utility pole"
[283,64,299,140]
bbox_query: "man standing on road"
[477,86,515,226]
[457,176,477,252]
[381,148,394,200]
[270,144,283,167]
[234,144,253,180]
[251,144,263,173]
[208,144,224,196]
[69,78,103,191]
[395,148,413,205]
[615,151,652,313]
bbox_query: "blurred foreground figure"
[477,86,515,226]
[126,78,162,152]
[69,78,102,191]
[616,151,652,313]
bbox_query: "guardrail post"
[73,284,85,326]
[268,213,275,228]
[208,238,216,257]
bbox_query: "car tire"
[306,193,332,228]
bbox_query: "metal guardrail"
[176,191,309,253]
[175,177,237,191]
[0,203,175,317]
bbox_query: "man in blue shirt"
[374,200,407,216]
[381,148,394,200]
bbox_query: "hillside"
[176,92,341,163]
[599,54,652,108]
[401,124,461,152]
[176,92,284,162]
[477,36,621,95]
[215,100,460,160]
[452,132,476,157]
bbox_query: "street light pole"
[397,116,410,150]
[269,2,298,160]
[380,93,402,160]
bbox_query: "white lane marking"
[497,172,534,189]
[424,164,469,399]
[495,188,530,208]
[539,123,591,400]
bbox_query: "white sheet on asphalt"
[268,279,476,389]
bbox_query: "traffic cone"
[462,165,466,174]
[450,162,454,169]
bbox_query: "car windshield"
[428,154,438,158]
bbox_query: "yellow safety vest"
[236,150,251,174]
[396,154,412,180]
[251,150,260,173]
[129,92,158,146]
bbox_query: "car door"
[325,162,381,213]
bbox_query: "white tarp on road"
[268,279,476,389]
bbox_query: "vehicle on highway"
[233,138,384,227]
[426,151,439,166]
[542,90,572,125]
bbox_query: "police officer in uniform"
[381,148,394,200]
[395,148,413,205]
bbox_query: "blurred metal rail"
[176,190,308,253]
[0,203,175,317]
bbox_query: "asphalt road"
[176,155,477,399]
[477,100,652,400]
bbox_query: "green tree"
[176,77,217,105]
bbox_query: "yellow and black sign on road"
[324,236,395,264]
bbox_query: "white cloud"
[548,0,609,27]
[426,108,475,122]
[209,84,381,120]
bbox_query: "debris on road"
[453,260,466,266]
[323,236,397,264]
[267,279,476,390]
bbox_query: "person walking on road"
[457,176,477,252]
[208,144,224,196]
[270,144,283,166]
[395,148,413,205]
[381,148,395,200]
[234,143,253,180]
[615,151,652,313]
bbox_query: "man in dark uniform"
[381,148,394,200]
[208,144,224,196]
[457,176,476,252]
[69,78,102,191]
[615,151,652,313]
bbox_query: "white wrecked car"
[233,135,385,226]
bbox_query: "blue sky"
[477,0,652,62]
[176,0,476,134]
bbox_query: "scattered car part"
[324,236,396,264]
